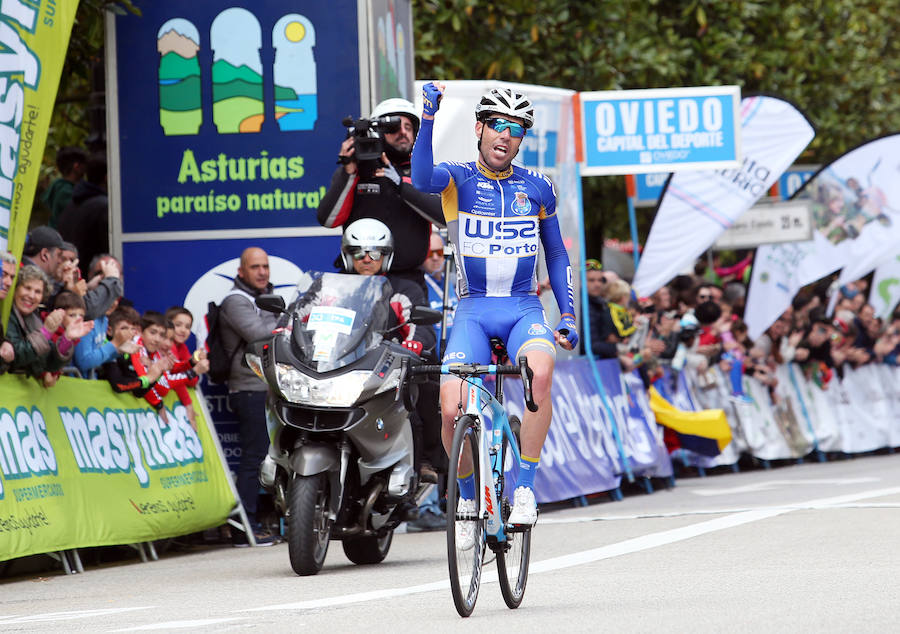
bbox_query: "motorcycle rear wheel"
[287,473,331,576]
[342,530,393,565]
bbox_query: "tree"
[412,0,900,253]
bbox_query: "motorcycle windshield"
[289,272,391,372]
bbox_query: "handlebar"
[398,356,538,412]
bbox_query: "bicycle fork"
[463,380,504,538]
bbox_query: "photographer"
[317,98,444,294]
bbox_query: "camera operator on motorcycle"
[317,98,444,297]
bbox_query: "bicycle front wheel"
[446,414,484,617]
[497,415,531,608]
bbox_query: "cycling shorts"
[441,296,556,371]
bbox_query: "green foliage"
[413,0,900,251]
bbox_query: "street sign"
[578,86,741,176]
[714,199,813,250]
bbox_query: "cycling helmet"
[475,87,535,129]
[341,218,394,273]
[370,98,420,135]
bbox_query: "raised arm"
[411,82,451,194]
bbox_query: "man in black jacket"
[317,98,444,295]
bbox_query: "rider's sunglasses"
[485,118,526,138]
[348,247,384,261]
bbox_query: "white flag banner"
[870,253,900,319]
[633,96,814,296]
[745,242,812,340]
[818,135,900,287]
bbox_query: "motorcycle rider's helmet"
[370,97,420,136]
[475,87,535,129]
[341,218,394,273]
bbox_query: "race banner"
[633,96,814,296]
[0,375,235,562]
[0,0,79,325]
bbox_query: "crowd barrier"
[4,356,898,563]
[498,357,900,504]
[0,375,236,564]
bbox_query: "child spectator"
[161,307,210,430]
[40,291,93,387]
[102,308,172,414]
[73,296,138,377]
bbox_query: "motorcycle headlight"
[276,364,370,407]
[245,353,264,380]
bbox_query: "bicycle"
[401,353,539,617]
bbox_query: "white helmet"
[370,98,419,135]
[341,218,394,273]
[475,87,535,129]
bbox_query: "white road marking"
[113,618,246,631]
[239,485,900,614]
[689,477,879,496]
[0,607,154,624]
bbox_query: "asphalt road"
[2,453,899,632]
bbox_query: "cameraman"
[317,98,444,295]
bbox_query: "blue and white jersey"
[411,117,576,322]
[436,160,557,299]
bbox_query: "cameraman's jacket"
[316,162,444,274]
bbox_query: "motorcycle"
[245,271,439,576]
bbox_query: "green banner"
[0,0,79,327]
[0,374,236,562]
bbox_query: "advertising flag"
[633,96,814,296]
[823,135,900,287]
[0,0,79,325]
[870,253,900,320]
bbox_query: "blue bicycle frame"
[454,365,521,541]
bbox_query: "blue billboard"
[579,86,741,176]
[110,2,362,234]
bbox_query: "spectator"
[53,241,86,299]
[73,294,135,377]
[43,146,87,229]
[164,306,210,430]
[6,266,91,383]
[21,225,64,281]
[584,261,618,359]
[0,251,17,373]
[58,153,109,279]
[100,306,170,401]
[219,247,278,547]
[80,254,124,321]
[317,98,443,295]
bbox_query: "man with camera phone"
[317,98,444,296]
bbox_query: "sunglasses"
[485,118,526,138]
[427,249,443,258]
[585,259,602,271]
[348,248,384,261]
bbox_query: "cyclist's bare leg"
[519,350,555,460]
[441,377,474,473]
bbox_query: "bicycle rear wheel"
[497,415,531,609]
[446,414,484,617]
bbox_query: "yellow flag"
[0,0,80,327]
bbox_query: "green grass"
[213,96,263,133]
[159,109,202,136]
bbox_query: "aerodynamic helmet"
[370,98,420,136]
[475,87,535,129]
[341,218,394,273]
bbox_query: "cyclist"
[411,82,578,532]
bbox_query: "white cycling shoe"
[455,498,478,551]
[506,486,538,527]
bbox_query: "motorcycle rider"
[339,218,438,487]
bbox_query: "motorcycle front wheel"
[287,472,331,576]
[342,530,393,565]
